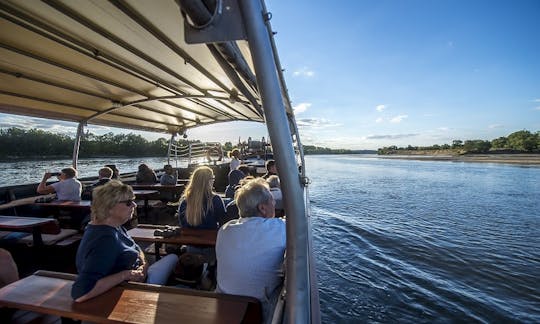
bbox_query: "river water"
[307,155,540,323]
[1,155,539,323]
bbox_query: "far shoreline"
[378,153,540,165]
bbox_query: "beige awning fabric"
[0,0,285,135]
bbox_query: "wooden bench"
[0,270,262,324]
[0,194,55,213]
[0,216,61,246]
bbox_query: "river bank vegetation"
[0,128,173,160]
[302,145,376,155]
[377,130,540,155]
[0,127,376,160]
[1,128,538,160]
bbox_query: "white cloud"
[292,67,315,77]
[296,117,340,129]
[533,99,540,102]
[534,106,540,111]
[0,115,78,136]
[365,133,419,140]
[293,102,311,114]
[489,124,503,129]
[438,127,449,131]
[390,115,408,123]
[375,117,384,123]
[376,104,386,112]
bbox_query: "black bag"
[174,253,205,282]
[35,196,55,203]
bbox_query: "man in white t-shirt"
[216,178,285,321]
[37,167,82,201]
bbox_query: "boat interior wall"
[0,0,271,134]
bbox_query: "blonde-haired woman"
[72,180,178,302]
[178,166,225,229]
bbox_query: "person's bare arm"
[0,248,19,287]
[74,269,145,302]
[37,173,56,194]
[137,250,148,277]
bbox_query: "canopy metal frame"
[0,1,319,322]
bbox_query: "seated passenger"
[178,166,225,229]
[222,175,254,226]
[136,163,157,184]
[82,167,113,200]
[37,167,82,201]
[224,200,239,226]
[224,169,246,200]
[266,175,283,210]
[229,148,241,171]
[216,178,286,317]
[105,164,120,180]
[0,248,18,288]
[0,248,19,320]
[71,181,178,302]
[160,164,178,185]
[262,159,277,179]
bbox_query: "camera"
[50,172,61,176]
[154,226,179,238]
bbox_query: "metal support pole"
[238,0,311,322]
[72,122,84,169]
[167,133,176,165]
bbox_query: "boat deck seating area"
[0,270,262,324]
[0,214,81,245]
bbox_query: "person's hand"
[125,269,146,282]
[43,172,52,180]
[136,262,148,277]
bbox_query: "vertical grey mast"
[167,133,176,166]
[238,0,311,323]
[72,122,84,169]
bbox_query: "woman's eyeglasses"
[118,198,136,206]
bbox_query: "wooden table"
[0,215,60,245]
[31,194,158,222]
[32,200,92,209]
[133,190,159,219]
[128,225,217,260]
[132,184,185,190]
[0,195,55,212]
[0,270,260,324]
[131,184,184,201]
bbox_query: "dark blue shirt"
[71,224,142,299]
[178,194,225,229]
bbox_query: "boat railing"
[167,141,223,167]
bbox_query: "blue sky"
[1,0,539,150]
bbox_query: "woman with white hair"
[71,180,177,302]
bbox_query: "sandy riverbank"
[379,154,540,165]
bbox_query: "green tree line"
[0,127,172,159]
[378,130,540,155]
[302,145,375,155]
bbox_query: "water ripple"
[308,155,540,323]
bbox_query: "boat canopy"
[0,1,318,323]
[0,0,294,135]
